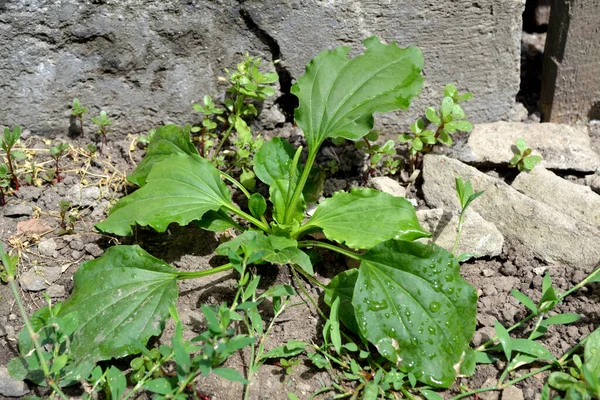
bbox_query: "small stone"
[46,284,66,298]
[8,313,17,321]
[67,184,101,207]
[472,326,496,347]
[69,238,85,251]
[4,204,33,217]
[482,269,494,277]
[502,385,524,400]
[38,239,57,257]
[479,377,499,400]
[0,366,29,397]
[585,173,600,194]
[501,261,517,276]
[90,200,110,220]
[17,186,42,201]
[368,176,406,197]
[85,243,104,257]
[16,218,53,237]
[533,266,548,276]
[19,266,62,291]
[71,250,82,259]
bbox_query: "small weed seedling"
[59,200,77,234]
[399,83,473,171]
[0,164,10,205]
[11,38,480,397]
[91,110,112,152]
[72,99,87,138]
[355,130,400,178]
[509,138,542,171]
[1,126,26,190]
[453,177,485,256]
[49,142,70,183]
[547,328,600,399]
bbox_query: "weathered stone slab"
[512,167,600,227]
[417,208,504,258]
[450,122,600,171]
[0,0,525,136]
[540,0,600,122]
[422,155,600,268]
[243,0,525,127]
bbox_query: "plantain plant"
[9,37,477,392]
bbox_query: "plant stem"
[223,204,270,233]
[476,262,600,352]
[7,275,69,399]
[220,171,251,199]
[298,240,361,261]
[284,149,318,225]
[176,263,234,280]
[78,115,84,138]
[6,150,19,190]
[452,209,466,255]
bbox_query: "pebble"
[69,238,85,251]
[0,366,29,397]
[46,284,66,298]
[368,176,406,197]
[85,243,104,257]
[19,266,62,291]
[37,239,57,257]
[501,386,524,400]
[4,204,33,217]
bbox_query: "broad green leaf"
[445,120,473,132]
[213,367,249,383]
[541,313,580,327]
[24,246,178,381]
[523,155,542,170]
[585,328,600,373]
[270,179,305,225]
[444,84,458,98]
[216,231,313,274]
[193,209,238,232]
[441,97,454,117]
[511,339,555,360]
[303,188,429,249]
[324,269,360,335]
[261,340,306,360]
[459,348,476,376]
[254,137,297,185]
[144,377,176,394]
[107,366,126,399]
[128,125,198,187]
[438,131,452,146]
[515,138,528,154]
[261,284,297,298]
[413,137,423,151]
[249,193,267,219]
[426,107,441,125]
[96,154,233,236]
[352,241,477,388]
[292,36,423,152]
[548,372,579,391]
[451,104,465,119]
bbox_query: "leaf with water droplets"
[352,240,477,388]
[11,245,179,383]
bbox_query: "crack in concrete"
[238,6,298,122]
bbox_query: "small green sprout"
[399,83,473,171]
[91,110,112,152]
[0,164,11,206]
[509,138,542,171]
[356,130,400,177]
[59,200,77,234]
[192,94,225,158]
[71,98,87,138]
[1,126,26,190]
[86,143,98,157]
[49,142,70,183]
[453,177,485,255]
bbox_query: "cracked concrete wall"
[0,0,525,137]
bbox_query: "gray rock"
[3,204,33,217]
[422,155,600,268]
[512,167,600,227]
[46,284,66,298]
[85,243,104,257]
[449,122,600,172]
[37,238,57,257]
[69,237,85,251]
[368,176,406,197]
[0,366,29,397]
[1,0,523,137]
[19,266,62,291]
[67,184,101,207]
[502,386,524,400]
[585,173,600,194]
[417,209,504,258]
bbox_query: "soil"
[0,120,599,400]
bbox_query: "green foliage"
[91,110,112,151]
[355,130,401,177]
[0,164,10,206]
[58,200,78,234]
[509,138,542,171]
[398,83,473,171]
[547,329,600,400]
[12,37,482,397]
[71,98,87,138]
[1,126,24,190]
[453,177,485,256]
[49,142,70,183]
